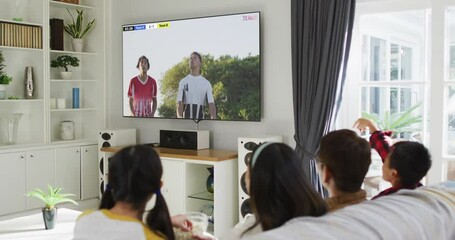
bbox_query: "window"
[340,0,455,193]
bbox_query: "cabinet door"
[0,152,26,215]
[81,145,98,199]
[55,147,81,200]
[26,149,55,209]
[158,158,185,216]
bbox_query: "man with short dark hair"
[317,129,372,211]
[177,52,216,119]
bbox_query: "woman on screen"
[127,55,157,117]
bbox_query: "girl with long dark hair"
[74,145,200,239]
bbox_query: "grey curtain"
[291,0,356,195]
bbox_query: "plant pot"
[72,38,84,52]
[42,208,57,230]
[0,84,6,99]
[60,71,72,80]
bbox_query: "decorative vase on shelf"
[206,167,214,194]
[0,113,23,145]
[24,66,35,99]
[60,120,75,140]
[60,72,72,80]
[72,38,83,52]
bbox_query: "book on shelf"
[0,21,42,49]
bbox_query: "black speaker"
[159,130,209,150]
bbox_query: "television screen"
[122,12,261,121]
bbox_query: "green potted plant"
[0,50,13,99]
[27,185,78,230]
[63,8,95,52]
[50,55,80,80]
[362,103,423,139]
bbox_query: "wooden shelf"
[101,146,238,162]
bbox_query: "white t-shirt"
[177,74,214,119]
[73,209,164,240]
[220,214,263,240]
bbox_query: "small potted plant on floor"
[64,8,95,52]
[27,185,78,230]
[0,50,13,99]
[51,55,80,80]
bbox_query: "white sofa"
[245,182,455,240]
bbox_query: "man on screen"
[177,52,216,119]
[127,55,157,117]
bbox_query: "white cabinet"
[0,152,26,215]
[25,149,55,209]
[55,146,81,200]
[0,143,98,216]
[0,0,105,149]
[160,158,185,216]
[55,144,99,201]
[81,145,98,199]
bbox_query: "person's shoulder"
[141,223,166,240]
[76,209,97,221]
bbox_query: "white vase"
[72,38,84,52]
[0,84,6,99]
[60,72,72,80]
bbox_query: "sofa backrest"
[245,182,455,240]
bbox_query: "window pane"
[448,8,455,81]
[391,44,399,80]
[390,88,398,114]
[448,161,455,180]
[447,86,455,155]
[401,46,413,80]
[370,37,387,81]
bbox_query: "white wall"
[106,0,294,150]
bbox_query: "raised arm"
[353,118,392,162]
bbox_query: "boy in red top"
[353,118,432,200]
[127,55,157,117]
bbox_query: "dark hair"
[318,129,372,192]
[245,143,327,233]
[191,51,202,63]
[99,145,174,239]
[136,55,150,69]
[389,141,431,187]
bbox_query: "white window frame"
[340,0,455,184]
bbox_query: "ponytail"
[146,192,175,240]
[99,185,115,209]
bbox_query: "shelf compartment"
[50,108,98,112]
[50,79,97,83]
[0,99,44,103]
[188,191,214,201]
[0,19,43,27]
[0,46,43,52]
[50,50,98,56]
[49,1,95,10]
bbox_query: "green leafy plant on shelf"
[362,103,423,138]
[27,185,78,210]
[50,55,80,72]
[64,9,95,39]
[0,50,12,85]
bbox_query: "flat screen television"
[122,12,261,121]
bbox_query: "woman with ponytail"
[74,145,206,240]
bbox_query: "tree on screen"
[158,54,260,121]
